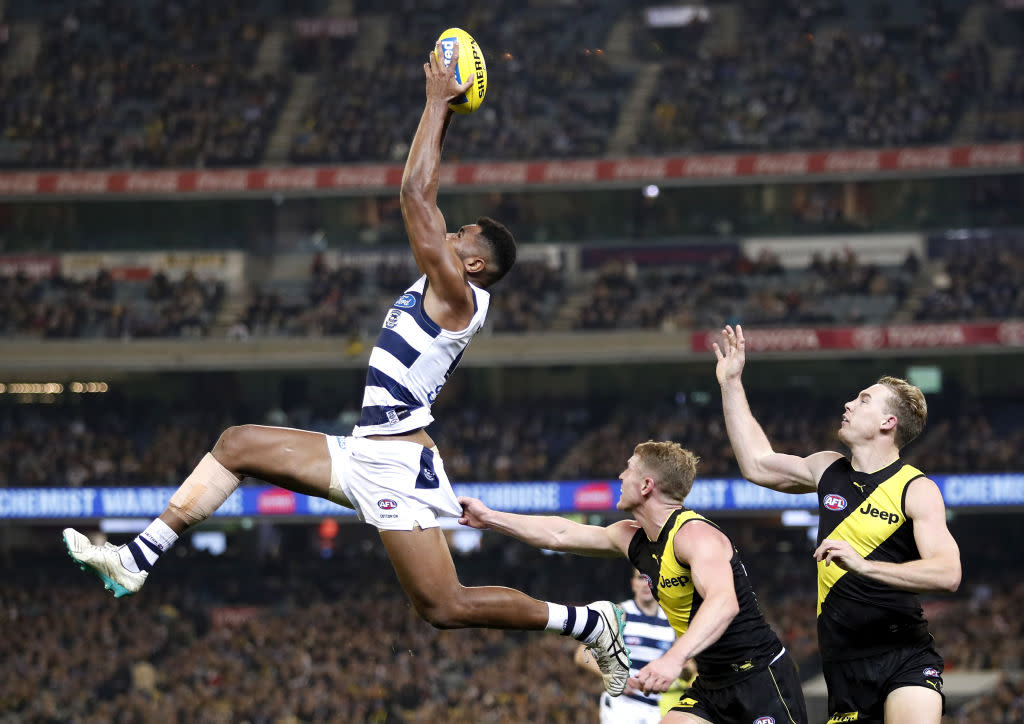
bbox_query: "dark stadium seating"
[2,516,1017,723]
[2,385,1021,488]
[0,0,1020,168]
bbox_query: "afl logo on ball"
[823,494,848,511]
[377,499,398,510]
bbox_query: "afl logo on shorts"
[923,667,940,677]
[394,293,416,309]
[823,494,847,511]
[754,717,776,724]
[377,498,398,510]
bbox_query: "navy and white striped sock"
[119,519,178,574]
[545,603,604,644]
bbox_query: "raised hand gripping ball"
[435,27,487,114]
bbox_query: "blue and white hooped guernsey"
[352,275,489,437]
[620,598,677,707]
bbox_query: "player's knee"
[212,425,258,470]
[410,588,468,629]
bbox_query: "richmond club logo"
[823,494,848,511]
[377,498,398,510]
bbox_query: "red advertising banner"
[690,322,1024,353]
[0,254,60,278]
[0,143,1020,197]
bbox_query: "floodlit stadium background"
[1,1,1022,721]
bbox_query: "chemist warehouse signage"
[1,475,1022,520]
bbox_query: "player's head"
[839,376,927,449]
[618,441,700,511]
[449,216,516,288]
[630,567,656,606]
[876,376,928,448]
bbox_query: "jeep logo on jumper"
[823,494,847,511]
[860,502,900,524]
[660,574,690,588]
[377,498,398,510]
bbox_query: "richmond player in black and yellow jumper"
[459,441,808,724]
[714,325,962,724]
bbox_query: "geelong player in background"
[574,567,696,724]
[460,441,809,724]
[63,39,631,697]
[713,324,961,723]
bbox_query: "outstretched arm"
[814,477,961,592]
[631,522,738,695]
[458,497,638,557]
[400,41,475,319]
[714,324,840,492]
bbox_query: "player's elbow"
[399,182,433,209]
[706,592,739,625]
[941,559,962,593]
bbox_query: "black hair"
[474,216,517,287]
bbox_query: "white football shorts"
[599,692,662,724]
[325,435,462,531]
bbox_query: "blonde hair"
[634,441,700,504]
[877,376,928,449]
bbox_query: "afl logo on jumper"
[823,494,848,511]
[394,294,416,309]
[377,498,398,510]
[923,667,940,677]
[754,717,776,724]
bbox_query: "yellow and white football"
[435,27,487,114]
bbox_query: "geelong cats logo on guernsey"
[823,494,847,511]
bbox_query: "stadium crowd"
[0,0,1021,168]
[573,247,913,331]
[8,237,1022,340]
[0,0,285,168]
[634,0,988,154]
[1,386,1020,488]
[0,516,1018,723]
[0,267,224,338]
[915,246,1024,322]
